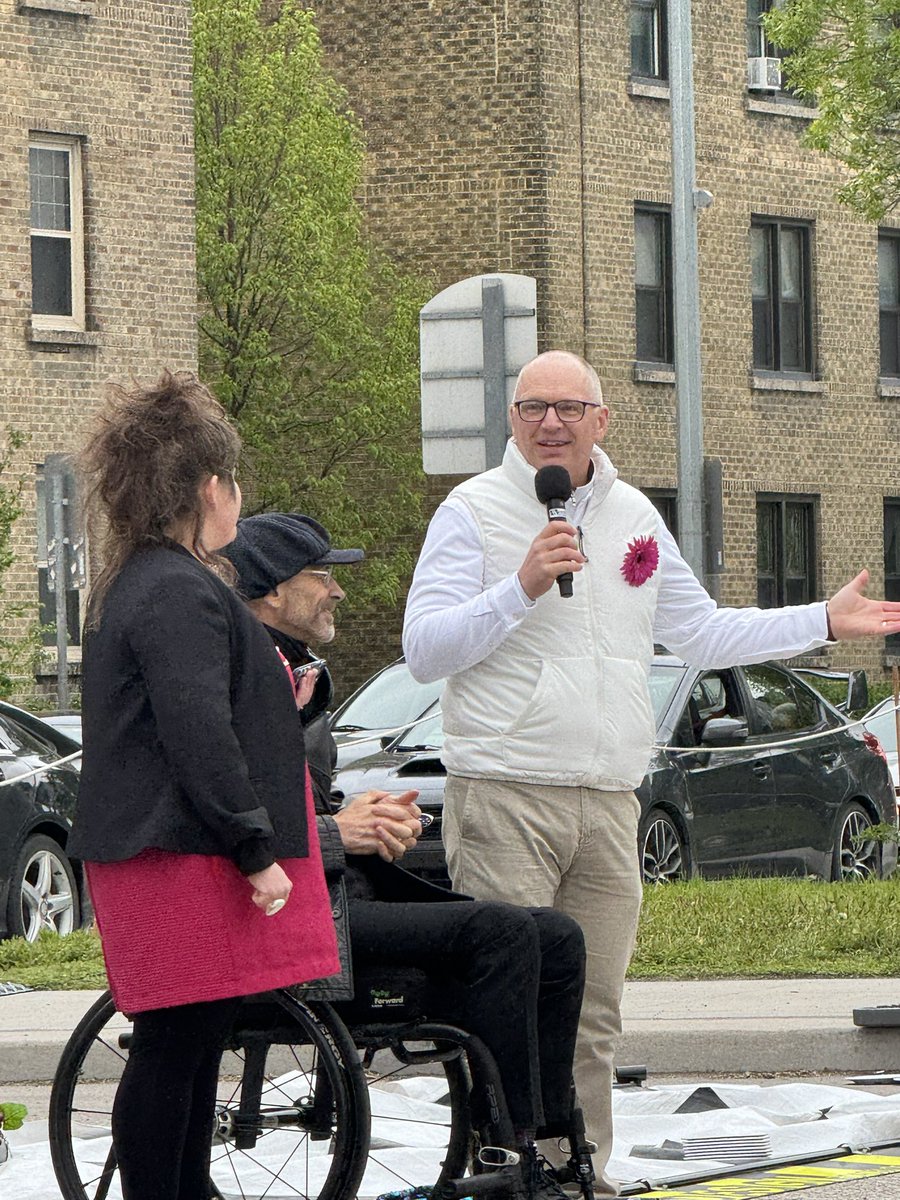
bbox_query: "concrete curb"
[5,979,900,1085]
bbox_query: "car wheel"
[640,808,687,883]
[6,834,80,941]
[832,803,881,881]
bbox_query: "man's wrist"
[825,602,836,642]
[513,572,537,607]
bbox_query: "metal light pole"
[668,0,708,583]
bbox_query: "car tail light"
[863,731,889,764]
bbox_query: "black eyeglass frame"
[512,399,603,424]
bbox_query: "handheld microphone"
[534,465,574,598]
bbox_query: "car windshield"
[647,661,687,723]
[332,662,444,734]
[394,710,445,752]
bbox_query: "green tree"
[0,431,46,700]
[193,0,428,602]
[766,0,900,221]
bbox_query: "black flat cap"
[223,512,364,599]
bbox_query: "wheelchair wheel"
[356,1034,473,1197]
[49,989,370,1200]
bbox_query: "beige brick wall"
[313,0,900,688]
[1,0,197,704]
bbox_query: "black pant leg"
[111,995,243,1200]
[529,907,586,1127]
[350,899,551,1130]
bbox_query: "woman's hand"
[247,862,292,913]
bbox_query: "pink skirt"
[86,783,339,1013]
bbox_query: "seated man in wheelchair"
[224,513,587,1200]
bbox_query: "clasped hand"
[335,789,422,862]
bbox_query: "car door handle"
[819,751,840,765]
[752,763,771,778]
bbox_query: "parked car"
[863,697,900,793]
[331,659,443,768]
[41,712,83,745]
[0,703,83,941]
[334,655,898,886]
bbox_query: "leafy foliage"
[766,0,900,220]
[0,431,45,699]
[193,0,429,603]
[0,1103,27,1131]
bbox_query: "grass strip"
[4,876,900,988]
[0,929,106,989]
[631,875,900,978]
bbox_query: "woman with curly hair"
[69,371,338,1200]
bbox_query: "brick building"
[1,0,197,704]
[313,0,900,684]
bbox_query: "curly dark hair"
[81,370,241,626]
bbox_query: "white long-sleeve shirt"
[403,478,830,684]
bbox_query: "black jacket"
[268,628,464,905]
[70,543,310,875]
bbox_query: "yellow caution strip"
[634,1151,900,1198]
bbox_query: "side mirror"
[701,717,749,747]
[846,670,869,714]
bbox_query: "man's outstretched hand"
[827,570,900,640]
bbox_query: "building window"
[885,500,900,651]
[635,205,674,365]
[643,488,678,542]
[751,219,813,374]
[630,0,667,80]
[29,136,85,331]
[747,0,782,59]
[36,456,86,647]
[879,233,900,378]
[756,496,816,608]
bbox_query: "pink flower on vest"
[621,534,659,587]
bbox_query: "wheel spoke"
[33,851,53,897]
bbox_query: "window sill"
[36,655,83,682]
[746,96,818,120]
[751,373,825,394]
[878,379,900,398]
[633,362,675,384]
[17,0,94,14]
[627,79,670,101]
[27,323,99,349]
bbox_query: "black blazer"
[69,542,309,875]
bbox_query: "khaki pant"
[442,775,644,1197]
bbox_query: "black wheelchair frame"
[49,986,596,1200]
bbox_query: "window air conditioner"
[747,56,782,92]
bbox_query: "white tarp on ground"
[7,1078,900,1199]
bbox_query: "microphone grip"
[546,498,574,599]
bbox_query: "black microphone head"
[534,465,573,505]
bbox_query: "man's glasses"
[302,568,335,585]
[513,399,602,424]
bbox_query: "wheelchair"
[48,968,597,1200]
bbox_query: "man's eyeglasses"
[302,568,335,585]
[513,399,602,424]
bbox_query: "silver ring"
[265,898,287,917]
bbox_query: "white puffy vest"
[441,441,661,790]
